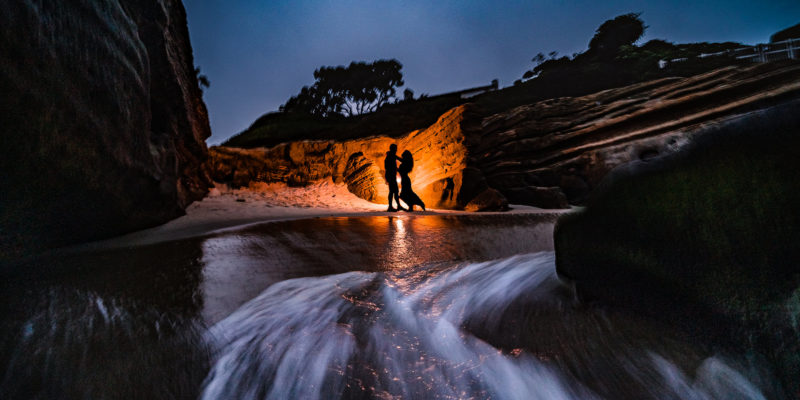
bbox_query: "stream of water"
[0,214,780,399]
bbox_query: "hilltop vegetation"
[771,22,800,42]
[225,13,756,149]
[223,93,465,148]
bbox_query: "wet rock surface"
[554,100,800,397]
[0,0,211,259]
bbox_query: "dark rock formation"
[554,100,800,396]
[471,61,800,207]
[0,0,211,260]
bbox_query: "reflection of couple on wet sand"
[384,144,426,212]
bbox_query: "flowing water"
[0,214,781,399]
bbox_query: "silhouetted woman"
[398,150,426,211]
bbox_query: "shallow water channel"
[0,214,779,399]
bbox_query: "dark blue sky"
[183,0,800,144]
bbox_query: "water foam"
[201,253,768,400]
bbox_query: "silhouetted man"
[384,144,404,211]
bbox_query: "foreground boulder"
[0,0,211,261]
[554,100,800,395]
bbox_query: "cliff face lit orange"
[208,105,496,210]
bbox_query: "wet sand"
[75,179,571,252]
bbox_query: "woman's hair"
[401,150,414,172]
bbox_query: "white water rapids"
[200,252,767,400]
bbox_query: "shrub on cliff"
[225,93,464,148]
[770,22,800,43]
[519,13,745,89]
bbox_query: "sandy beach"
[80,178,570,251]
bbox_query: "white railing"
[659,37,799,68]
[731,38,799,62]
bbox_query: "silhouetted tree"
[587,13,646,60]
[281,59,404,117]
[280,85,340,117]
[519,13,647,84]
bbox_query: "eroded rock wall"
[472,62,800,207]
[0,0,211,260]
[209,106,507,211]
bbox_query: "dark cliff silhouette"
[0,0,211,262]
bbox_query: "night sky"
[183,0,800,144]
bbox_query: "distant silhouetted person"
[384,144,404,211]
[399,150,426,211]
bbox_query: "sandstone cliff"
[209,106,507,211]
[472,61,800,207]
[212,61,800,211]
[0,0,211,260]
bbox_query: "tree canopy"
[587,13,646,60]
[281,59,404,118]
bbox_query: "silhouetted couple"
[384,144,426,212]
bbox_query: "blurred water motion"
[0,214,779,399]
[202,253,771,400]
[200,214,558,323]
